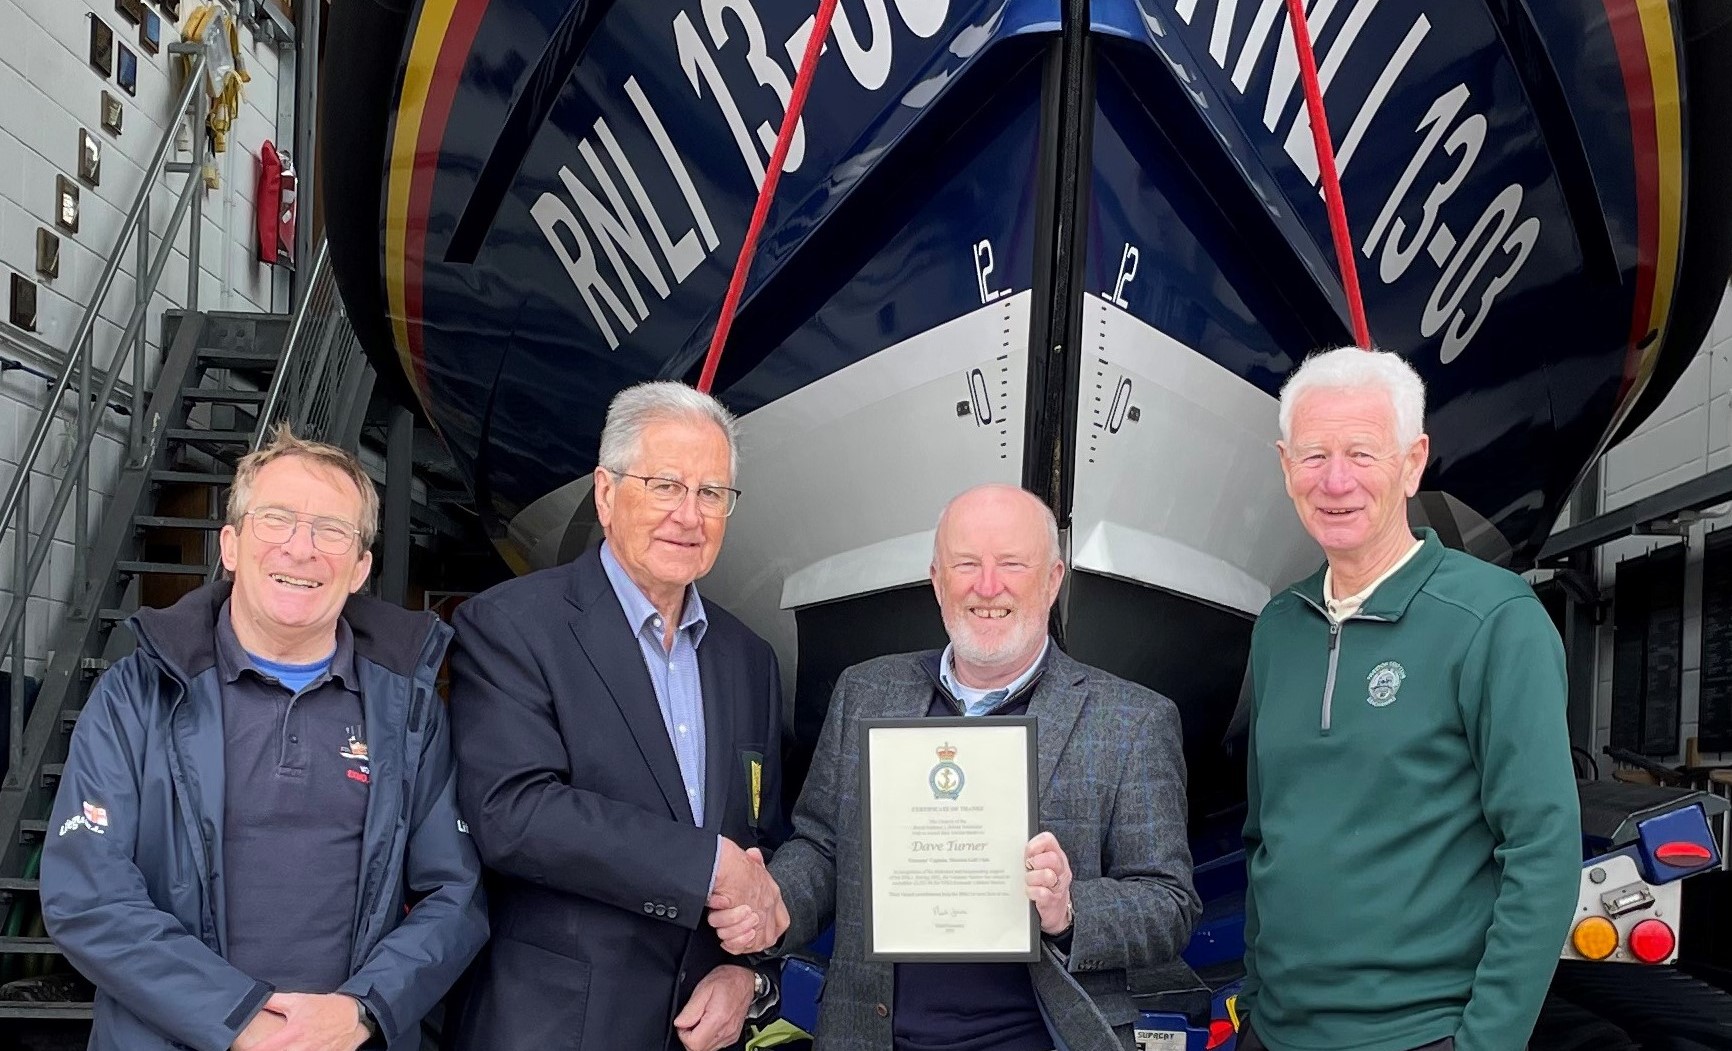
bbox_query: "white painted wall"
[0,0,289,675]
[1584,286,1732,764]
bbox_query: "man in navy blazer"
[447,382,788,1051]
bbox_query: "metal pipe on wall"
[380,405,413,607]
[8,481,27,786]
[292,0,319,299]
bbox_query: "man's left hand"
[250,993,368,1051]
[1025,831,1073,935]
[672,964,756,1051]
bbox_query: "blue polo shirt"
[216,603,369,993]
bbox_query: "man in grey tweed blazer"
[712,485,1199,1051]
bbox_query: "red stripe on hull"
[1600,0,1660,399]
[405,0,494,396]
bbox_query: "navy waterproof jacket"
[40,582,488,1051]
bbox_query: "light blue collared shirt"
[600,541,710,825]
[939,638,1050,715]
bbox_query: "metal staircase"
[0,53,373,1017]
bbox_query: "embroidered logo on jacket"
[1367,661,1406,707]
[58,800,110,837]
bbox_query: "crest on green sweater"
[1367,661,1406,707]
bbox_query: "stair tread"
[41,763,63,776]
[115,560,214,576]
[0,936,64,953]
[135,515,225,529]
[20,820,47,833]
[181,387,267,403]
[166,428,256,443]
[0,877,40,891]
[0,1002,95,1018]
[150,469,234,484]
[197,347,278,364]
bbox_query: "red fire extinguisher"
[257,140,297,268]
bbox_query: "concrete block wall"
[1588,285,1732,764]
[0,0,289,676]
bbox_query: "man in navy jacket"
[42,427,487,1051]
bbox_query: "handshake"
[705,838,789,955]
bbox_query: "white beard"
[943,607,1045,674]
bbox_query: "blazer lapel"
[567,551,695,826]
[698,637,734,833]
[1028,653,1087,794]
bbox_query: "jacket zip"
[1321,621,1341,733]
[161,683,223,949]
[1290,592,1391,735]
[351,623,449,965]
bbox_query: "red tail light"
[1655,841,1712,866]
[1628,918,1676,964]
[1206,1019,1236,1049]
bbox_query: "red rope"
[1284,0,1372,349]
[696,0,841,393]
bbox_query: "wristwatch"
[747,970,779,1020]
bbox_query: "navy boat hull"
[323,0,1732,826]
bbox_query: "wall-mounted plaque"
[56,175,80,233]
[115,0,144,25]
[89,16,114,77]
[117,44,138,96]
[10,275,38,331]
[141,10,162,54]
[78,129,102,185]
[36,229,60,280]
[101,91,124,135]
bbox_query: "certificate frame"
[859,716,1038,963]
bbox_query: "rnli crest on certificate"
[929,742,965,800]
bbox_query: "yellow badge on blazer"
[742,750,765,826]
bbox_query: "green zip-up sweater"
[1239,529,1580,1051]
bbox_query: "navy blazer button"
[655,904,667,916]
[875,1004,888,1018]
[667,905,679,919]
[644,903,655,914]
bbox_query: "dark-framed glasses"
[245,508,362,554]
[613,472,741,518]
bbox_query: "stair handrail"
[251,237,334,447]
[0,47,210,732]
[202,238,359,588]
[0,48,208,541]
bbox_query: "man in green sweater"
[1239,347,1581,1051]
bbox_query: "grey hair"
[1277,347,1427,448]
[597,381,740,480]
[931,484,1063,568]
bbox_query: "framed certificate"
[860,716,1038,962]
